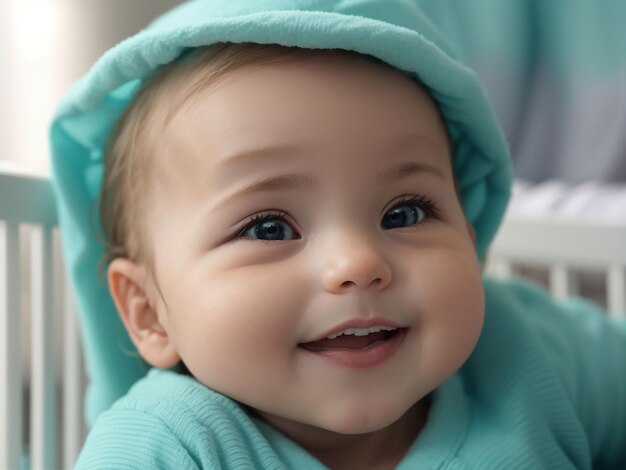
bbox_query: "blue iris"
[243,219,295,241]
[381,204,424,229]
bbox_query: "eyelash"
[235,194,440,240]
[394,194,439,220]
[242,209,291,231]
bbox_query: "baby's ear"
[107,258,180,369]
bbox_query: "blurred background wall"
[1,0,184,175]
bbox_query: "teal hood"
[49,0,511,425]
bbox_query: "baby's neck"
[261,399,430,470]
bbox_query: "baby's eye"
[381,196,437,229]
[239,211,300,241]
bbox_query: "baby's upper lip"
[301,317,403,343]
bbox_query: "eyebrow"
[378,160,445,182]
[212,157,446,209]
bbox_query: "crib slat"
[607,266,626,318]
[30,225,56,469]
[63,247,84,469]
[549,264,579,300]
[0,221,22,470]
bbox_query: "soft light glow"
[3,0,62,174]
[10,0,59,58]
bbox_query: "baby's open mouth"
[297,323,408,368]
[299,327,406,352]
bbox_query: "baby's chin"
[257,395,425,439]
[315,399,422,435]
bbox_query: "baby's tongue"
[302,331,387,351]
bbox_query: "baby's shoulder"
[117,368,243,421]
[475,276,626,467]
[75,369,269,469]
[478,275,625,406]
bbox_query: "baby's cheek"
[414,251,484,368]
[434,253,483,320]
[176,264,309,389]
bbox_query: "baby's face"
[147,56,484,435]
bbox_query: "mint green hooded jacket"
[48,0,626,468]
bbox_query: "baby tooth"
[324,325,398,340]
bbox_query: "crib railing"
[487,215,626,318]
[0,164,85,470]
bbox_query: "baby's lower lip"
[298,328,407,368]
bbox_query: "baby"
[100,43,481,469]
[50,1,626,469]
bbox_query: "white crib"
[1,166,625,469]
[1,164,85,470]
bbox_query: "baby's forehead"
[163,68,446,156]
[145,47,452,191]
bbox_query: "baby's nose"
[320,235,392,294]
